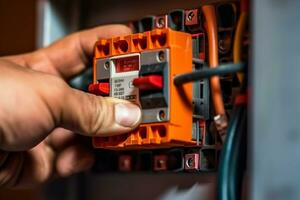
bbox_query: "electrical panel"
[89,0,247,173]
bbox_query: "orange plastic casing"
[92,28,196,150]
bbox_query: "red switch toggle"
[133,75,163,90]
[88,82,110,96]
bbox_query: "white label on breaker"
[111,75,139,104]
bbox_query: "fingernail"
[115,103,141,127]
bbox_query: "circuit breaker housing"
[89,28,197,150]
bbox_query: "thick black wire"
[229,107,247,199]
[173,63,244,86]
[217,76,247,200]
[217,104,244,200]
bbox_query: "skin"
[0,25,141,188]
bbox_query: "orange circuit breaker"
[89,28,198,150]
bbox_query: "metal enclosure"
[251,1,300,200]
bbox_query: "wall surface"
[0,0,37,56]
[252,0,300,200]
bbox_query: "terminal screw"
[158,51,165,61]
[214,114,228,142]
[187,11,195,21]
[157,17,165,28]
[185,9,199,26]
[184,153,200,171]
[158,110,166,121]
[154,155,168,171]
[119,155,132,172]
[104,61,110,70]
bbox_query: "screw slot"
[156,17,165,28]
[104,61,110,70]
[186,158,194,168]
[158,51,165,62]
[187,11,195,21]
[158,110,166,121]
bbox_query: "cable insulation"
[202,5,226,117]
[174,63,244,85]
[217,99,247,200]
[233,0,249,82]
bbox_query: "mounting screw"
[158,51,165,61]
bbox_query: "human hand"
[0,25,141,188]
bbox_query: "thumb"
[0,61,141,151]
[58,88,142,136]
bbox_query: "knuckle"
[29,145,54,185]
[40,74,69,103]
[85,94,108,136]
[0,129,20,151]
[43,75,70,124]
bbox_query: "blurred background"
[0,0,36,56]
[0,0,37,198]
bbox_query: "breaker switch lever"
[133,75,163,91]
[88,83,110,96]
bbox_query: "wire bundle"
[217,0,249,198]
[173,2,249,199]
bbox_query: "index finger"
[4,25,132,80]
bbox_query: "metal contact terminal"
[214,114,228,141]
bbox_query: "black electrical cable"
[229,109,247,199]
[217,104,244,200]
[173,63,244,86]
[217,76,247,200]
